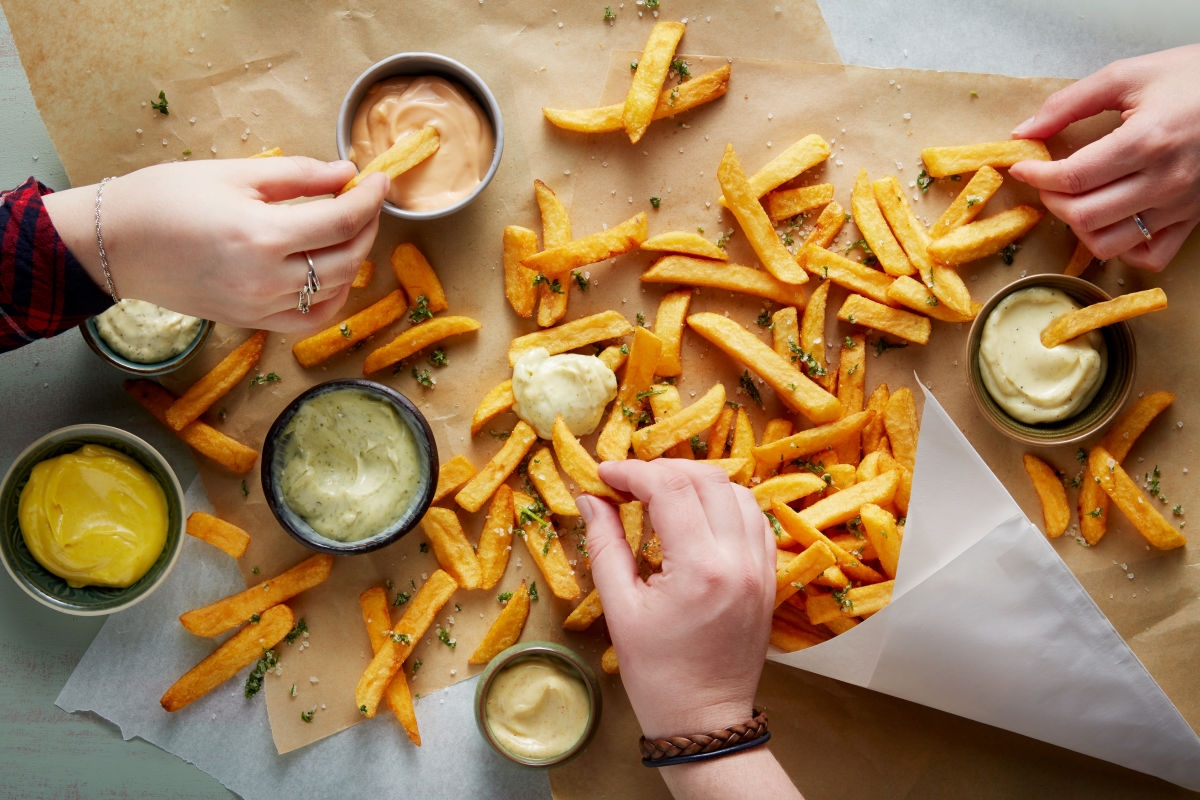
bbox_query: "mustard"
[18,444,168,588]
[484,656,592,759]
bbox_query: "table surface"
[2,1,1198,798]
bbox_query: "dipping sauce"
[93,299,204,363]
[511,347,618,440]
[349,75,495,212]
[978,286,1107,424]
[276,387,422,542]
[483,655,593,761]
[17,444,168,588]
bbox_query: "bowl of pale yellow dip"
[0,424,185,615]
[337,52,504,220]
[261,379,438,555]
[967,273,1136,446]
[475,641,602,767]
[81,299,213,377]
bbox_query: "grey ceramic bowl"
[0,424,185,615]
[966,273,1136,446]
[474,641,602,768]
[261,379,438,555]
[81,311,213,378]
[336,52,504,220]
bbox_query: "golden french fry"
[771,501,887,583]
[926,205,1044,266]
[752,472,830,510]
[797,470,900,532]
[770,612,831,652]
[161,604,294,712]
[600,645,620,675]
[630,382,726,461]
[862,383,891,456]
[623,20,687,143]
[620,500,646,555]
[1040,288,1167,349]
[754,418,794,479]
[351,259,376,289]
[123,379,258,474]
[362,315,482,375]
[1089,447,1186,550]
[721,134,832,205]
[390,242,448,313]
[832,331,866,465]
[705,404,736,459]
[521,212,647,277]
[534,179,573,326]
[469,581,532,664]
[512,491,582,600]
[358,586,421,745]
[1023,453,1070,538]
[803,200,847,249]
[179,553,333,637]
[165,330,268,431]
[562,587,604,632]
[885,275,978,323]
[921,139,1050,177]
[883,387,919,471]
[851,169,914,277]
[653,288,692,377]
[765,183,836,222]
[771,306,801,363]
[799,244,894,306]
[433,454,478,504]
[503,225,540,319]
[185,511,250,559]
[552,415,626,503]
[421,507,483,590]
[527,446,579,516]
[355,570,458,718]
[470,380,516,437]
[341,125,440,193]
[1064,239,1095,278]
[800,281,834,390]
[687,312,842,423]
[508,310,633,366]
[477,485,516,591]
[718,143,807,284]
[642,231,729,261]
[838,293,932,345]
[775,541,838,608]
[859,503,902,579]
[292,290,407,368]
[641,255,805,307]
[596,326,663,461]
[930,165,1004,238]
[647,383,694,459]
[542,64,730,133]
[752,410,874,469]
[455,420,538,513]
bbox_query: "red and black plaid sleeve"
[1,178,113,353]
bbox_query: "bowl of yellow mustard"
[0,424,185,615]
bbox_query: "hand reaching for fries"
[1009,44,1200,271]
[42,156,388,332]
[579,459,802,799]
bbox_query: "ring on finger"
[297,251,320,314]
[1132,214,1153,241]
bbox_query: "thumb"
[578,495,640,617]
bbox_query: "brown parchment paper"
[6,1,1198,798]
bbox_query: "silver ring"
[297,251,319,314]
[1133,214,1153,241]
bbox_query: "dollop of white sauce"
[511,348,617,440]
[978,286,1107,424]
[94,299,203,363]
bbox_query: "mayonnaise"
[276,388,422,542]
[349,75,495,212]
[484,656,593,760]
[94,299,204,363]
[511,348,618,440]
[18,443,168,588]
[978,286,1107,424]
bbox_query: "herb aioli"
[94,299,203,363]
[511,348,618,439]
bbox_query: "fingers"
[1109,219,1196,271]
[274,172,389,254]
[577,495,641,618]
[1010,62,1133,141]
[243,156,360,203]
[599,459,731,556]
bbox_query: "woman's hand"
[45,157,388,331]
[1010,44,1200,271]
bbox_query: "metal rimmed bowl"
[81,304,213,378]
[336,51,504,221]
[0,424,185,616]
[966,273,1136,446]
[261,379,438,555]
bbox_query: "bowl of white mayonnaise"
[966,273,1136,446]
[81,299,213,377]
[261,379,439,555]
[337,52,504,221]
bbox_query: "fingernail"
[1011,116,1034,135]
[576,495,595,525]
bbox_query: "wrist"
[640,707,769,768]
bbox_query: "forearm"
[658,745,803,800]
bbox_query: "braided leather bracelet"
[639,709,770,768]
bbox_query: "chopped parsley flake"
[300,709,315,723]
[738,370,763,407]
[150,90,169,115]
[650,196,662,209]
[916,169,933,192]
[437,628,456,648]
[250,371,281,387]
[408,294,433,323]
[244,649,279,698]
[412,367,434,388]
[339,323,352,339]
[572,270,590,291]
[428,348,448,367]
[529,582,540,601]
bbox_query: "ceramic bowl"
[966,273,1136,446]
[81,309,213,378]
[261,379,438,555]
[0,424,185,615]
[336,52,504,220]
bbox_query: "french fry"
[596,326,663,461]
[647,383,695,459]
[775,541,838,608]
[508,310,633,366]
[927,205,1044,266]
[534,179,573,327]
[765,183,836,222]
[292,290,407,368]
[754,418,794,479]
[859,503,902,579]
[630,382,726,461]
[340,125,440,193]
[358,586,421,745]
[477,484,516,591]
[433,454,478,504]
[883,387,919,472]
[1088,447,1186,550]
[885,275,978,323]
[520,212,647,277]
[363,315,482,375]
[705,404,735,458]
[562,587,604,632]
[542,64,730,133]
[1039,288,1167,349]
[752,410,875,468]
[503,225,540,319]
[752,472,830,510]
[642,231,728,261]
[165,330,268,431]
[390,242,448,313]
[770,613,830,652]
[355,569,458,718]
[161,604,294,712]
[851,169,914,277]
[721,133,832,205]
[800,281,834,391]
[838,294,932,345]
[771,500,887,583]
[179,553,333,637]
[1023,453,1070,538]
[123,379,258,474]
[527,446,580,516]
[832,331,867,465]
[799,244,894,306]
[623,20,687,143]
[351,259,376,289]
[600,645,620,675]
[513,491,582,600]
[930,165,1004,238]
[803,200,847,249]
[185,511,250,559]
[920,139,1050,178]
[718,143,808,284]
[455,421,538,513]
[653,289,692,377]
[795,470,900,532]
[421,507,483,590]
[620,500,646,555]
[469,581,532,664]
[1063,239,1094,278]
[770,306,801,363]
[552,415,626,502]
[686,312,842,423]
[471,380,516,436]
[862,383,891,456]
[641,255,805,307]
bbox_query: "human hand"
[46,157,388,331]
[1009,44,1200,271]
[577,459,775,740]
